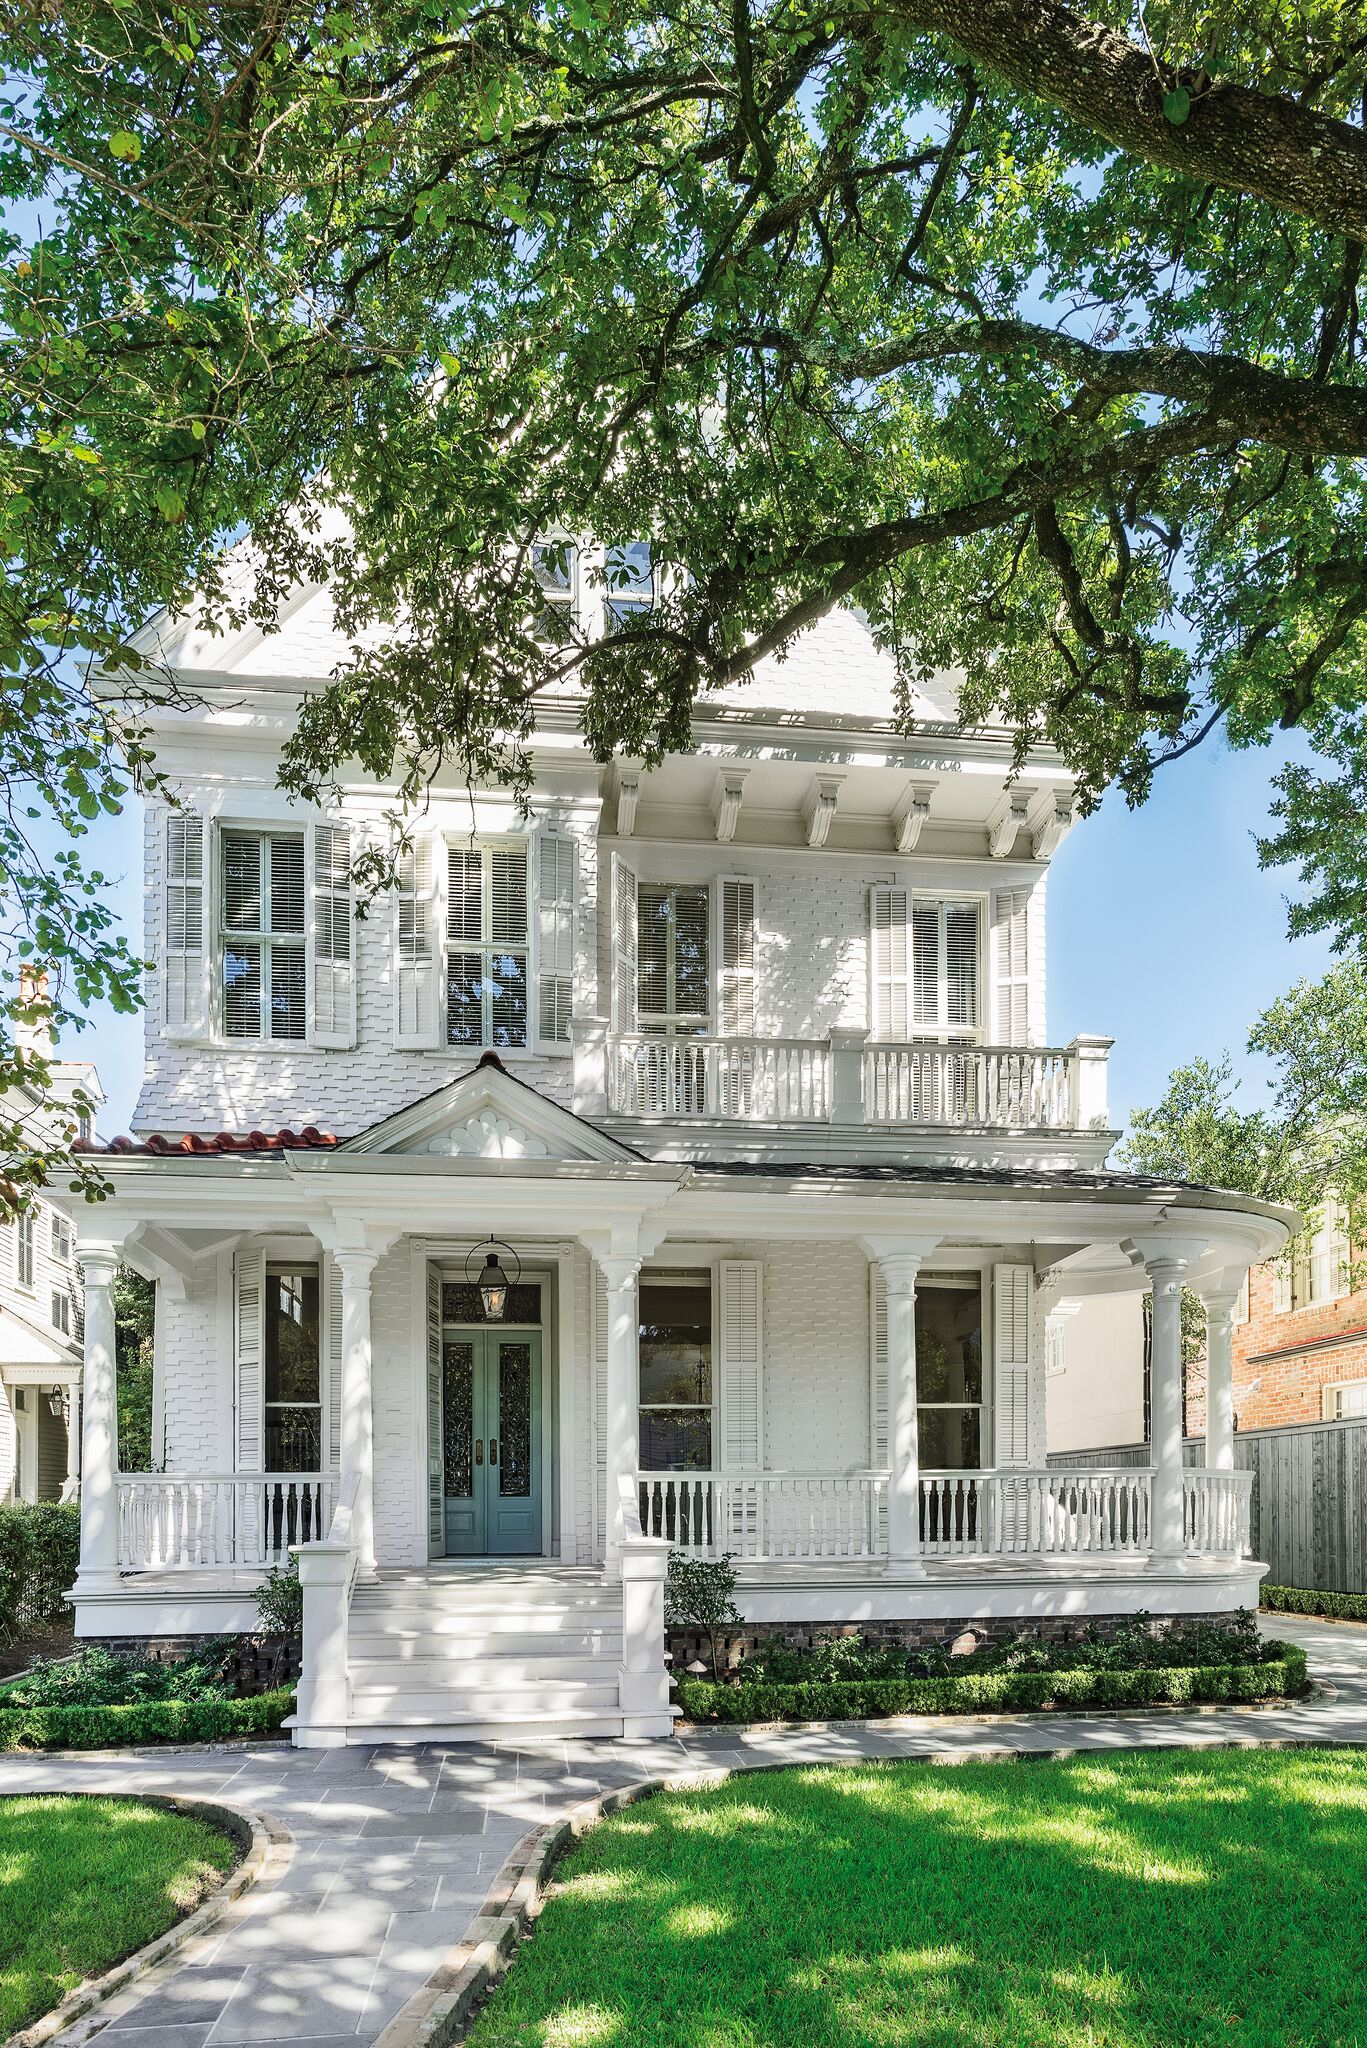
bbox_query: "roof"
[76,1126,338,1156]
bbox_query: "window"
[639,1275,712,1469]
[51,1289,71,1337]
[264,1265,321,1470]
[1045,1318,1066,1378]
[870,890,981,1041]
[50,1215,71,1266]
[917,1281,983,1468]
[605,541,654,630]
[447,842,529,1048]
[532,542,576,644]
[1324,1379,1367,1420]
[638,884,710,1035]
[221,829,306,1040]
[1281,1199,1352,1311]
[15,1212,34,1290]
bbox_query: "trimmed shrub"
[0,1686,296,1751]
[1,1641,235,1707]
[0,1501,80,1638]
[1263,1585,1367,1623]
[675,1646,1309,1724]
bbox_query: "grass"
[0,1795,237,2034]
[467,1749,1367,2048]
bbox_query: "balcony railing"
[594,1028,1110,1131]
[637,1467,1250,1564]
[116,1472,334,1570]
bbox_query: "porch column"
[74,1245,120,1587]
[872,1245,939,1579]
[60,1380,81,1502]
[1143,1248,1195,1562]
[336,1249,379,1577]
[1198,1279,1242,1472]
[600,1253,641,1582]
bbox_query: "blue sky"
[60,726,1333,1142]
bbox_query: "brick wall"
[1226,1263,1367,1432]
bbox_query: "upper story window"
[1275,1198,1351,1313]
[50,1215,71,1265]
[52,1288,71,1337]
[870,889,982,1042]
[447,843,529,1048]
[15,1211,34,1290]
[638,884,709,1036]
[265,1264,321,1471]
[221,828,306,1040]
[532,542,576,645]
[606,542,654,630]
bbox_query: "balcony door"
[441,1327,543,1556]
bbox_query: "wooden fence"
[1049,1414,1367,1595]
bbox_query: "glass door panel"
[441,1329,543,1556]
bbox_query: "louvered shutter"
[536,833,575,1051]
[869,886,909,1039]
[611,852,638,1033]
[323,1254,343,1474]
[395,837,440,1047]
[945,901,980,1031]
[719,878,756,1037]
[992,1263,1033,1465]
[164,811,211,1039]
[591,1261,608,1555]
[870,1265,888,1467]
[310,822,356,1048]
[992,889,1030,1044]
[910,901,939,1029]
[234,1246,266,1473]
[719,1259,763,1469]
[426,1261,444,1558]
[1272,1261,1292,1313]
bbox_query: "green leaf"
[108,130,141,163]
[1163,88,1191,125]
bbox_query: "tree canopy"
[5,1,1367,1185]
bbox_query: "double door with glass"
[441,1328,543,1555]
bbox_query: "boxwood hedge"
[675,1647,1308,1724]
[1263,1585,1367,1623]
[0,1686,295,1751]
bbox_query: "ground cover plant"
[0,1794,236,2034]
[0,1643,294,1749]
[466,1749,1367,2048]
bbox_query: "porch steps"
[340,1567,641,1743]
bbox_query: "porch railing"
[638,1467,1251,1563]
[116,1473,334,1570]
[600,1030,1109,1131]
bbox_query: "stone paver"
[4,1615,1362,2046]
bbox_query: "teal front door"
[442,1328,543,1556]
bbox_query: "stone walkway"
[4,1615,1364,2048]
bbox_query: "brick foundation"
[666,1610,1238,1674]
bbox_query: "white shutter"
[536,833,575,1051]
[395,836,440,1048]
[324,1254,343,1473]
[869,886,908,1039]
[234,1245,266,1473]
[870,1264,888,1467]
[310,822,356,1048]
[591,1261,608,1555]
[719,878,756,1037]
[426,1261,444,1558]
[611,851,638,1033]
[719,1259,763,1470]
[993,1263,1033,1465]
[992,888,1030,1044]
[164,811,211,1039]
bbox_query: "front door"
[442,1328,543,1556]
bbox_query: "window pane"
[265,1268,320,1404]
[442,1281,542,1324]
[637,886,671,1018]
[265,1406,322,1471]
[916,1285,983,1402]
[911,902,939,1026]
[270,833,306,935]
[640,1408,712,1470]
[489,953,528,1046]
[222,833,262,931]
[919,1406,981,1468]
[533,542,573,594]
[448,847,483,943]
[606,541,653,630]
[447,952,482,1045]
[224,942,261,1038]
[269,943,306,1040]
[639,1280,712,1405]
[945,902,979,1027]
[673,887,710,1016]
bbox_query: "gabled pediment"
[340,1055,640,1165]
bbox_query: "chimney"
[15,966,54,1064]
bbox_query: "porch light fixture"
[466,1237,521,1322]
[46,1387,66,1419]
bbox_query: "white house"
[56,553,1294,1744]
[2,1043,101,1504]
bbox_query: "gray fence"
[1050,1416,1367,1595]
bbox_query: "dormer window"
[221,828,306,1040]
[605,542,654,631]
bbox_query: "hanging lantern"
[466,1238,521,1322]
[46,1386,66,1419]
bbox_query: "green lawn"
[468,1749,1367,2048]
[0,1795,237,2034]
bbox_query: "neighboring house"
[54,544,1295,1746]
[1,1047,102,1503]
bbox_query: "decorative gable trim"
[339,1053,642,1164]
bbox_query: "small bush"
[0,1687,296,1751]
[1,1641,236,1708]
[0,1502,80,1639]
[677,1646,1308,1724]
[1263,1585,1367,1623]
[665,1550,741,1675]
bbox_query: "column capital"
[334,1247,380,1287]
[1124,1234,1210,1287]
[597,1253,642,1294]
[76,1244,121,1288]
[858,1234,942,1285]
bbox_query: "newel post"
[829,1028,868,1125]
[293,1539,351,1747]
[617,1480,673,1739]
[1067,1035,1113,1131]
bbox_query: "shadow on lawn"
[468,1749,1367,2048]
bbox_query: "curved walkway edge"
[0,1616,1362,2048]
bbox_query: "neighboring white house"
[55,549,1295,1745]
[2,1047,102,1503]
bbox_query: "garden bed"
[0,1642,294,1750]
[1263,1583,1367,1623]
